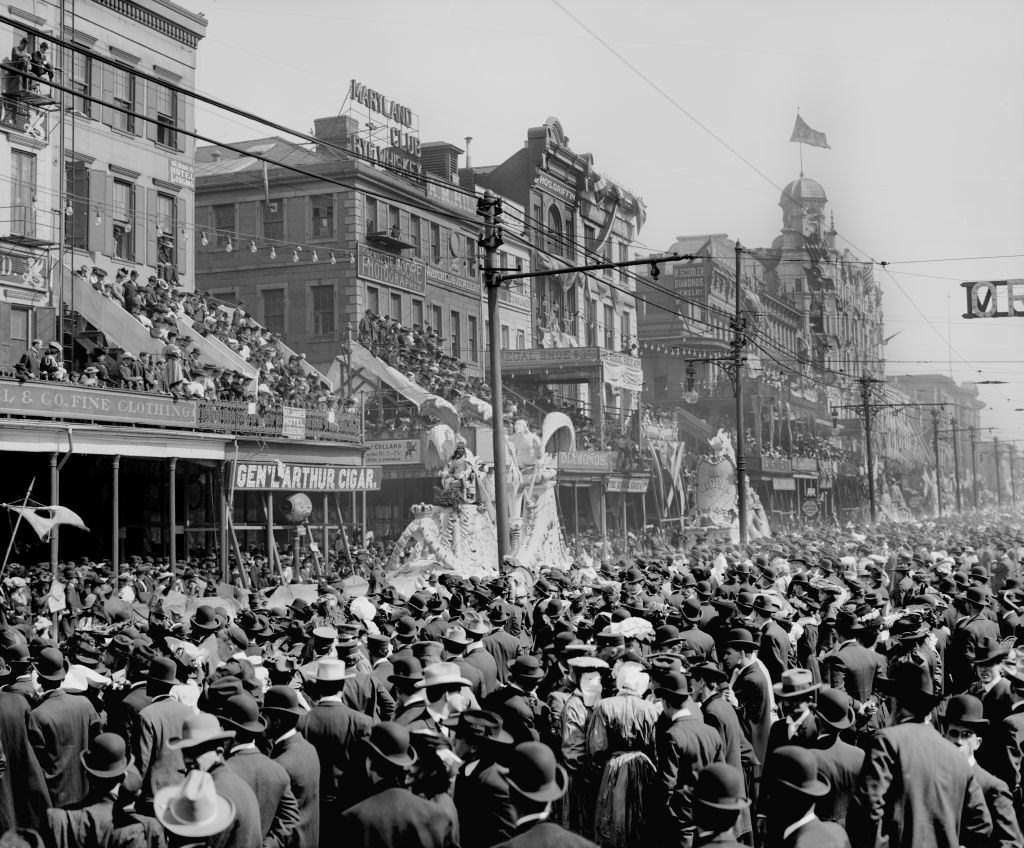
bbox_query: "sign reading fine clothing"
[0,383,198,426]
[233,462,382,492]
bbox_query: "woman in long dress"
[162,332,185,397]
[586,661,660,848]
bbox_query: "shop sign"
[427,182,476,215]
[358,244,426,294]
[498,282,531,312]
[0,382,198,426]
[501,347,601,367]
[426,265,479,296]
[672,262,706,298]
[0,251,47,290]
[773,477,796,491]
[365,439,421,465]
[535,173,576,204]
[801,498,819,517]
[603,360,644,392]
[281,407,305,439]
[961,279,1024,319]
[169,159,195,190]
[558,450,615,473]
[607,475,649,493]
[233,462,382,492]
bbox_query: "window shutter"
[145,79,158,142]
[70,160,89,248]
[176,196,187,278]
[146,188,158,267]
[88,58,102,118]
[132,72,145,137]
[87,169,106,253]
[285,197,306,244]
[104,176,115,256]
[100,64,114,127]
[35,306,55,347]
[174,92,186,152]
[134,185,145,263]
[0,302,11,370]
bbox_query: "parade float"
[687,429,771,542]
[386,413,574,594]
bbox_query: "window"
[155,82,177,148]
[366,286,380,315]
[603,304,615,350]
[531,203,542,246]
[431,305,443,344]
[11,151,35,238]
[70,53,91,116]
[410,215,422,257]
[389,292,402,322]
[311,194,334,237]
[260,288,286,335]
[546,205,563,257]
[412,298,423,328]
[450,311,461,359]
[602,241,612,277]
[618,242,629,282]
[10,306,30,357]
[112,179,135,260]
[64,160,88,249]
[566,287,578,338]
[388,205,400,238]
[365,196,377,235]
[620,311,632,351]
[500,325,510,350]
[310,284,335,336]
[111,66,134,133]
[213,204,234,246]
[262,198,283,241]
[468,316,478,362]
[516,330,525,349]
[429,223,441,264]
[465,235,476,277]
[583,225,596,252]
[585,297,597,347]
[156,193,177,268]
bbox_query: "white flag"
[4,505,87,540]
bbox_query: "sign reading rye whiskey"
[962,279,1024,318]
[233,462,382,492]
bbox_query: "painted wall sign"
[233,462,382,492]
[535,173,576,204]
[169,160,195,190]
[0,383,198,426]
[961,279,1024,318]
[281,406,306,439]
[365,439,421,465]
[426,265,479,296]
[358,244,426,294]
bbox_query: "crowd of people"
[0,510,1020,848]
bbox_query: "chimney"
[313,115,360,155]
[464,136,473,169]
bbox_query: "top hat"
[445,709,514,745]
[769,745,831,797]
[154,770,236,838]
[944,694,988,730]
[167,713,235,751]
[365,722,418,769]
[773,668,821,700]
[505,742,567,802]
[414,662,470,690]
[261,685,304,717]
[694,763,750,810]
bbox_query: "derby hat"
[154,770,235,838]
[34,647,67,682]
[414,661,471,689]
[694,763,750,810]
[410,641,443,661]
[190,605,225,632]
[487,601,510,624]
[217,693,267,735]
[148,656,179,688]
[505,741,567,802]
[261,685,304,717]
[972,635,1012,667]
[769,745,831,797]
[944,694,988,730]
[680,597,703,623]
[881,661,942,713]
[724,628,758,652]
[690,661,728,685]
[654,670,690,701]
[80,732,132,778]
[445,709,514,745]
[752,594,783,616]
[508,655,546,680]
[388,656,423,685]
[813,688,854,731]
[366,722,418,769]
[773,668,821,700]
[167,712,235,750]
[654,624,683,647]
[394,616,419,640]
[964,586,992,608]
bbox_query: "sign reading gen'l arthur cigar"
[234,462,382,492]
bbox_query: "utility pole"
[969,426,979,509]
[950,415,962,512]
[1010,444,1018,506]
[993,437,1003,507]
[733,241,748,544]
[478,190,510,560]
[860,377,877,523]
[931,408,943,517]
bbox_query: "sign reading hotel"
[348,79,421,174]
[365,439,421,465]
[0,383,198,427]
[961,279,1024,318]
[233,462,382,492]
[169,160,195,190]
[358,244,426,294]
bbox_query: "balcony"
[365,223,416,252]
[0,205,53,248]
[793,456,818,474]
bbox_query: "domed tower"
[779,175,828,246]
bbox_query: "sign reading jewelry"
[233,462,382,492]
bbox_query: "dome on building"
[781,176,827,206]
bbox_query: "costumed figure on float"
[688,429,771,542]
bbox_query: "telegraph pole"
[478,190,510,560]
[733,241,748,544]
[950,415,963,512]
[931,408,943,517]
[993,437,1003,507]
[1010,444,1018,506]
[860,377,877,523]
[969,426,979,509]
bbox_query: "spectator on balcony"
[139,352,159,392]
[29,42,52,89]
[118,352,144,391]
[109,269,126,307]
[358,309,378,347]
[79,365,100,387]
[10,38,30,90]
[18,338,42,379]
[40,341,63,380]
[123,270,141,313]
[163,331,186,398]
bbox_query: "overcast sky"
[188,0,1024,441]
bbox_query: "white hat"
[316,658,348,682]
[155,770,235,838]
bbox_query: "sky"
[186,0,1024,443]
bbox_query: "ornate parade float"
[688,429,771,542]
[387,413,574,592]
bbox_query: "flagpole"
[0,478,36,581]
[799,141,803,177]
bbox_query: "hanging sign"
[281,407,306,439]
[961,279,1024,318]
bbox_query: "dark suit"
[343,671,396,721]
[420,616,449,642]
[338,786,458,848]
[483,628,521,685]
[453,756,515,848]
[968,678,1015,727]
[948,614,1000,692]
[731,662,773,768]
[758,620,790,684]
[226,747,300,848]
[29,689,100,808]
[484,684,555,746]
[971,761,1024,848]
[977,702,1024,828]
[694,832,746,848]
[104,681,152,745]
[850,717,992,848]
[678,625,718,664]
[0,691,49,832]
[270,731,321,848]
[370,658,394,689]
[701,692,754,839]
[492,819,599,848]
[779,817,851,848]
[298,699,373,811]
[209,761,264,848]
[462,644,499,699]
[810,733,864,827]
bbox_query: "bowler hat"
[769,745,830,797]
[944,694,988,730]
[964,586,992,608]
[881,661,941,713]
[148,656,179,688]
[694,763,750,810]
[190,605,225,632]
[388,656,423,685]
[217,693,267,735]
[261,685,304,717]
[723,628,758,651]
[505,742,567,802]
[445,709,514,745]
[972,636,1011,667]
[81,732,132,778]
[508,655,545,680]
[35,647,67,682]
[394,617,419,640]
[654,624,683,647]
[813,688,854,731]
[654,670,690,701]
[680,597,703,623]
[366,722,417,769]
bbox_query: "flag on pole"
[3,505,87,540]
[790,114,830,149]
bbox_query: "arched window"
[546,205,563,257]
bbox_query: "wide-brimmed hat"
[505,741,567,802]
[414,661,471,690]
[167,713,235,751]
[316,659,350,682]
[769,745,831,797]
[441,625,471,648]
[723,628,758,652]
[80,732,132,778]
[508,655,545,680]
[155,770,235,838]
[972,636,1012,667]
[461,612,491,637]
[261,685,304,717]
[813,688,854,731]
[773,668,821,700]
[444,709,513,745]
[694,763,750,810]
[944,694,988,731]
[366,722,418,769]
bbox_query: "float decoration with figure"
[688,429,771,542]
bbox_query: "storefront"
[556,449,615,537]
[607,473,649,541]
